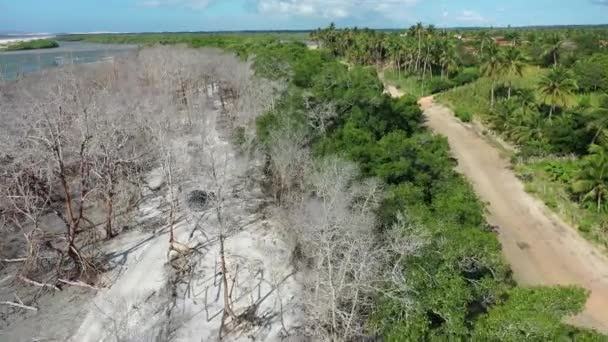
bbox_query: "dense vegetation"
[13,31,607,339]
[3,39,59,51]
[312,24,608,249]
[249,39,602,339]
[435,28,608,247]
[58,32,307,58]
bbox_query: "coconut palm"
[586,96,608,143]
[480,43,504,107]
[517,88,537,115]
[543,34,563,67]
[537,66,578,119]
[572,144,608,212]
[412,22,424,73]
[477,30,490,56]
[502,47,525,99]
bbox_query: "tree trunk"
[416,34,422,73]
[490,82,496,107]
[67,231,85,276]
[105,192,115,239]
[554,52,558,67]
[218,232,236,340]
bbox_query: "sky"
[0,0,607,33]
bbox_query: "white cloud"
[256,0,419,19]
[456,9,485,22]
[139,0,215,9]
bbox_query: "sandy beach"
[0,35,56,48]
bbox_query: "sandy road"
[386,85,608,333]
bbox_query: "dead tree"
[283,156,428,340]
[267,122,310,205]
[0,168,52,275]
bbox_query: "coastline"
[0,35,56,49]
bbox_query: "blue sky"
[1,0,607,33]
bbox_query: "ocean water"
[0,41,137,79]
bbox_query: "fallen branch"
[1,258,27,263]
[14,293,24,305]
[18,275,60,291]
[58,278,99,291]
[0,301,38,311]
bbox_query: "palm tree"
[586,96,608,143]
[409,22,424,74]
[439,46,459,79]
[502,47,525,99]
[477,30,490,56]
[480,43,503,107]
[572,144,608,212]
[517,88,537,116]
[543,34,563,67]
[422,25,436,79]
[537,66,578,119]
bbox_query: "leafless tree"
[285,156,427,340]
[267,122,311,205]
[0,166,52,275]
[303,96,338,135]
[0,53,169,280]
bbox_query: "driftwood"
[1,258,27,263]
[58,278,99,291]
[0,301,38,311]
[18,275,60,291]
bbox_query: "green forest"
[10,28,608,339]
[310,25,608,250]
[252,34,604,340]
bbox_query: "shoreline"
[0,35,56,48]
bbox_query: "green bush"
[455,107,473,122]
[574,54,608,92]
[427,77,455,94]
[452,68,480,86]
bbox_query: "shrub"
[574,54,608,92]
[455,107,473,122]
[452,68,480,86]
[427,78,455,94]
[232,126,247,147]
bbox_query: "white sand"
[71,97,304,341]
[0,36,56,47]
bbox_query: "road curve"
[388,85,608,333]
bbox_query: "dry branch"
[58,278,100,291]
[1,258,27,263]
[18,275,60,291]
[0,301,38,311]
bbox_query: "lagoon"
[0,41,137,79]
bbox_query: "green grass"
[438,66,603,120]
[437,66,546,121]
[4,39,59,51]
[383,70,432,98]
[439,65,608,251]
[515,157,608,249]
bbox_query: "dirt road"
[387,85,608,333]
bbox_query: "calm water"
[0,41,137,79]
